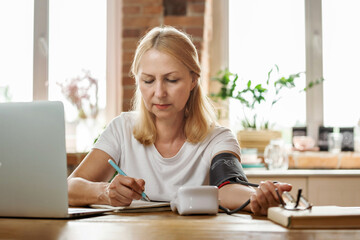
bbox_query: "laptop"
[0,101,112,218]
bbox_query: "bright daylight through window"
[48,0,107,152]
[229,0,360,143]
[228,0,306,142]
[0,0,107,153]
[0,0,34,102]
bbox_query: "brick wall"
[121,0,211,111]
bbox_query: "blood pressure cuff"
[209,152,248,187]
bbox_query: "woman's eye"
[166,78,178,83]
[143,79,154,84]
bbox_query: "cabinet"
[245,170,360,206]
[308,177,360,206]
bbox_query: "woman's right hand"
[249,180,292,215]
[106,175,146,206]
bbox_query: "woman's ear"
[190,72,198,91]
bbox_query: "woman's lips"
[155,104,171,110]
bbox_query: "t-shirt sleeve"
[205,127,247,185]
[92,114,125,163]
[207,127,241,161]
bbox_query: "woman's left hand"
[249,181,292,216]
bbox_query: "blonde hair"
[130,26,216,145]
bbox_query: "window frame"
[305,0,323,142]
[33,0,48,101]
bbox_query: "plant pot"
[237,129,282,154]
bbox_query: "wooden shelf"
[289,151,360,169]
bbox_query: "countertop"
[244,169,360,177]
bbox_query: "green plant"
[212,65,324,130]
[0,86,12,102]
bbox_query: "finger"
[109,181,142,204]
[260,207,268,216]
[119,176,145,196]
[107,184,132,206]
[115,183,142,200]
[108,188,132,206]
[255,182,270,208]
[135,178,146,192]
[259,181,280,204]
[275,182,292,194]
[114,175,144,196]
[250,195,262,215]
[110,176,143,200]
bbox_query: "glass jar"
[264,139,288,170]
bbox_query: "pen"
[107,159,151,202]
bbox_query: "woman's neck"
[154,116,186,158]
[155,116,185,143]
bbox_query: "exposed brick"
[122,100,132,112]
[164,16,204,27]
[185,27,203,38]
[120,0,210,111]
[164,0,187,16]
[123,0,162,6]
[123,52,135,64]
[123,76,136,85]
[123,86,136,99]
[123,29,141,38]
[139,27,154,37]
[198,52,202,62]
[193,40,203,51]
[187,0,205,3]
[123,16,161,28]
[143,5,163,15]
[123,39,138,52]
[188,3,205,15]
[123,63,132,75]
[123,6,141,15]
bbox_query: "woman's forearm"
[218,184,255,212]
[68,177,110,206]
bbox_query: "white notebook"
[91,200,171,213]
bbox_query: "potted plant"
[212,65,323,153]
[58,70,101,153]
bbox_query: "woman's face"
[137,49,196,122]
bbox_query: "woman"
[68,26,291,216]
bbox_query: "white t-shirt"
[93,112,241,201]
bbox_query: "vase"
[264,139,288,170]
[237,129,282,155]
[75,118,101,153]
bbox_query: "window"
[228,0,360,141]
[229,0,305,141]
[48,0,107,152]
[0,0,108,153]
[322,0,360,127]
[49,0,107,121]
[0,0,34,102]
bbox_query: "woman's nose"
[154,81,167,98]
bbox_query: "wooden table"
[1,211,360,239]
